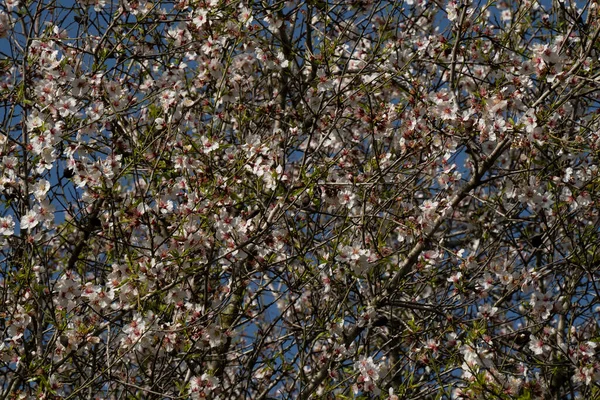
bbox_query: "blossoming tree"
[0,0,599,398]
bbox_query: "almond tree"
[0,0,599,399]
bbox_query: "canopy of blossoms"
[0,0,599,398]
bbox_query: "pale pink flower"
[572,367,595,386]
[356,356,380,382]
[32,179,50,201]
[528,336,549,355]
[56,97,78,117]
[20,209,39,230]
[0,216,14,236]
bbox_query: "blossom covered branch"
[0,0,599,399]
